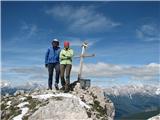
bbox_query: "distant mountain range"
[104,84,160,120]
[1,81,46,96]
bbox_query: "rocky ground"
[148,114,160,120]
[1,83,115,120]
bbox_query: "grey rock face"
[28,83,115,120]
[148,114,160,120]
[29,97,92,120]
[73,83,115,120]
[1,83,115,120]
[14,90,25,96]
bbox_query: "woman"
[60,41,74,92]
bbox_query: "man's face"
[52,42,58,47]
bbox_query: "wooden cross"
[74,42,95,81]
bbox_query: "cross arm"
[74,54,95,58]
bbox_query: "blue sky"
[1,1,160,87]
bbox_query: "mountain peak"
[104,84,159,97]
[1,83,115,120]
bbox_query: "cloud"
[4,62,159,83]
[46,5,120,33]
[4,22,38,47]
[18,80,47,88]
[136,23,160,42]
[20,22,38,40]
[2,22,49,64]
[60,37,99,47]
[8,66,47,75]
[72,62,160,81]
[2,66,48,84]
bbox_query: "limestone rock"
[148,114,160,120]
[28,97,92,120]
[73,84,115,120]
[1,83,115,120]
[14,90,25,96]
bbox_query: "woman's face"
[64,45,69,49]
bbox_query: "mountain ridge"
[1,83,115,120]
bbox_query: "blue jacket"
[45,47,61,64]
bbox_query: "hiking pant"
[60,64,72,87]
[48,63,60,89]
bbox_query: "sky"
[1,1,160,87]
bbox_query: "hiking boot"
[64,84,69,93]
[47,87,52,90]
[54,83,59,90]
[59,86,65,92]
[61,86,65,90]
[64,90,69,93]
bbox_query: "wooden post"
[77,42,95,81]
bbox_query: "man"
[45,39,61,90]
[60,41,74,92]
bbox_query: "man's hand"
[45,64,48,68]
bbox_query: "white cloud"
[72,62,160,81]
[4,22,38,47]
[9,66,47,75]
[2,62,159,83]
[46,5,120,33]
[61,37,99,47]
[136,23,160,42]
[18,80,47,88]
[20,22,38,39]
